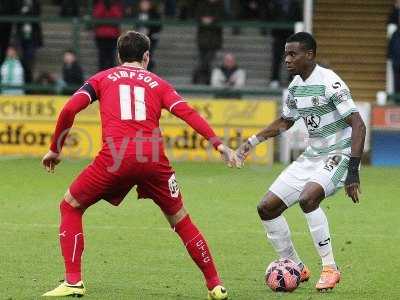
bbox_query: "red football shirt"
[50,64,221,154]
[90,65,179,139]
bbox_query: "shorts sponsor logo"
[323,155,342,172]
[168,174,179,198]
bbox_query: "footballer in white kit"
[236,32,366,292]
[270,63,358,207]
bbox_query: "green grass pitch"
[1,158,400,299]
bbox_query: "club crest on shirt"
[311,96,320,106]
[286,95,297,109]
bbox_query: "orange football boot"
[315,266,341,292]
[300,264,311,282]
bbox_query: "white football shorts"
[269,154,350,207]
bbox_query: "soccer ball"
[265,258,301,292]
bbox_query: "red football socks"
[59,200,84,284]
[174,215,221,290]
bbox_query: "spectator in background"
[34,71,56,94]
[164,0,176,17]
[123,0,137,16]
[265,0,301,88]
[135,0,162,71]
[58,50,84,93]
[211,53,246,89]
[388,0,400,24]
[59,0,80,17]
[193,0,224,85]
[1,46,25,95]
[389,25,400,94]
[231,0,266,34]
[16,0,43,84]
[0,1,20,64]
[93,0,123,70]
[177,0,195,20]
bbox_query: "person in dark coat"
[0,1,20,64]
[265,0,302,88]
[192,0,224,85]
[59,0,80,17]
[388,0,400,24]
[135,0,162,71]
[16,0,43,83]
[93,0,123,71]
[62,50,84,86]
[389,27,400,94]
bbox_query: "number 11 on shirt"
[119,84,146,121]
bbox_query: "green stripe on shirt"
[297,101,336,117]
[303,138,352,157]
[309,118,350,138]
[289,85,326,97]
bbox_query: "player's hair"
[286,32,317,55]
[117,31,150,63]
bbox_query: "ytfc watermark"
[55,126,345,172]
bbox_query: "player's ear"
[117,52,122,65]
[307,49,315,60]
[143,51,150,69]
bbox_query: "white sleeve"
[210,68,225,88]
[232,69,246,89]
[325,72,358,118]
[281,91,300,121]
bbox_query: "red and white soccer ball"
[265,258,301,292]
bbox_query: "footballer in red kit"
[42,31,237,299]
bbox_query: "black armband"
[79,82,97,103]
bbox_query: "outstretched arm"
[236,117,295,164]
[344,112,366,203]
[42,92,90,172]
[170,101,239,167]
[170,101,222,149]
[251,117,295,142]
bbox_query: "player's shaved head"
[117,31,150,63]
[286,32,317,56]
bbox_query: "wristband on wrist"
[248,134,262,147]
[348,156,361,173]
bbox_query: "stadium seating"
[35,3,275,88]
[314,0,391,101]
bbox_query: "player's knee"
[257,201,281,221]
[299,196,319,213]
[64,190,82,208]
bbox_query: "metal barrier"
[0,83,282,98]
